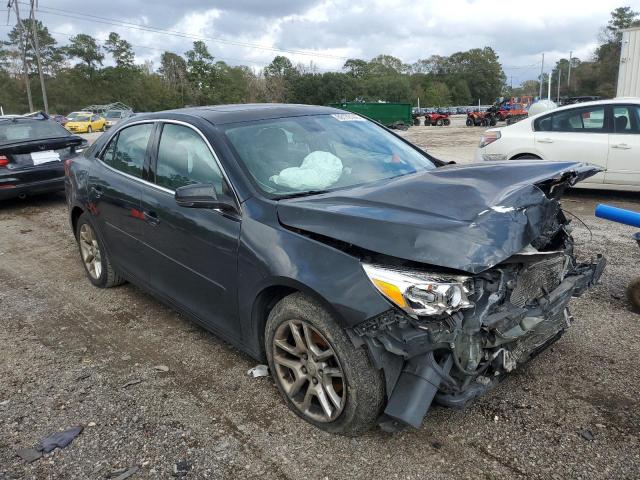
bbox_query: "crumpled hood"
[277,161,600,273]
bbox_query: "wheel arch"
[250,279,348,360]
[510,152,542,160]
[70,205,85,238]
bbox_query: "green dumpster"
[329,102,412,127]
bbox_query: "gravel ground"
[1,120,639,479]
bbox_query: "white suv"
[474,98,640,191]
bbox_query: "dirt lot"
[1,121,639,479]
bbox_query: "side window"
[155,123,224,191]
[535,115,552,132]
[612,105,640,134]
[549,107,605,132]
[101,123,153,178]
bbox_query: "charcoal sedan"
[0,117,87,200]
[65,104,605,435]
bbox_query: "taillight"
[0,155,9,168]
[479,131,501,148]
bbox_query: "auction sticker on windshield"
[331,113,365,121]
[31,150,61,165]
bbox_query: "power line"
[19,3,350,62]
[41,29,335,72]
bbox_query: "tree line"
[0,6,637,115]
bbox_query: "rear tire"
[75,212,125,288]
[436,118,444,126]
[265,293,385,436]
[466,118,473,127]
[443,118,451,126]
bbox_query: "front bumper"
[354,255,606,430]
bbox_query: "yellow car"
[65,111,106,133]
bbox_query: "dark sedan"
[0,117,87,200]
[65,104,605,435]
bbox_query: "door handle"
[143,210,160,226]
[90,185,103,198]
[611,143,631,150]
[537,137,554,144]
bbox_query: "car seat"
[614,115,628,133]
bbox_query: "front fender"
[237,197,391,357]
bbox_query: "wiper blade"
[276,190,330,199]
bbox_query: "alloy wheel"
[79,223,102,280]
[272,319,346,423]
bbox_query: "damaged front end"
[352,210,605,432]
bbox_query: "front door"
[138,122,242,339]
[87,122,155,282]
[533,104,609,185]
[606,104,640,187]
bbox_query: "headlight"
[362,263,473,317]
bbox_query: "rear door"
[138,121,242,339]
[88,122,155,282]
[605,104,640,187]
[533,104,609,184]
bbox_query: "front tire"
[628,277,640,312]
[265,293,385,435]
[76,212,125,288]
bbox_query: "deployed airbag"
[270,151,343,190]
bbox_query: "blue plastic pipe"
[595,204,640,228]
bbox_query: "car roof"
[0,116,51,124]
[523,97,640,122]
[130,104,347,125]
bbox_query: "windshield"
[67,112,91,121]
[0,119,70,144]
[105,111,123,119]
[222,113,436,197]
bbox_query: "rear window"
[0,120,70,145]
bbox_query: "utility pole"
[9,0,34,112]
[538,53,545,99]
[557,69,561,102]
[28,0,48,114]
[567,51,572,93]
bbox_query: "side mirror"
[174,183,237,213]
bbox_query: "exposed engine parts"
[351,204,605,431]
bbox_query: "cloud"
[2,0,638,83]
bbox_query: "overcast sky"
[2,0,640,85]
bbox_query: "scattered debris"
[111,466,139,480]
[172,460,192,477]
[581,430,595,441]
[153,365,170,372]
[87,421,97,427]
[37,426,83,453]
[0,399,9,406]
[16,448,42,463]
[247,364,269,377]
[121,379,143,389]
